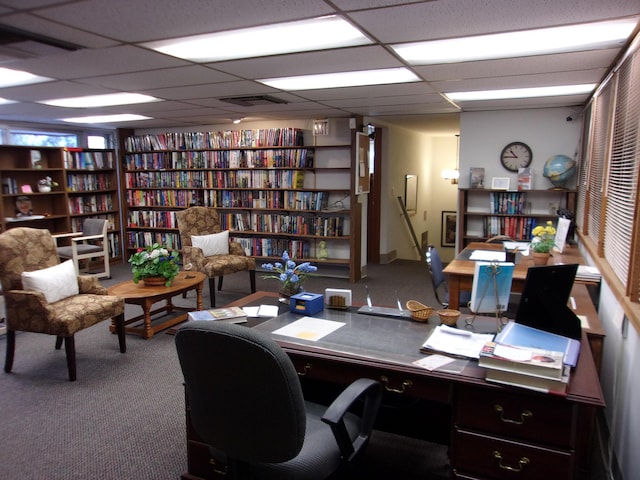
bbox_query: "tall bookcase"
[0,145,122,261]
[458,188,577,248]
[120,128,356,280]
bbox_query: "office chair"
[175,321,382,480]
[176,207,255,307]
[426,244,471,309]
[54,218,111,279]
[0,227,125,381]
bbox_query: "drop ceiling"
[0,0,637,132]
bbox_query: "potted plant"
[530,221,556,265]
[129,243,180,286]
[37,176,58,193]
[262,251,317,303]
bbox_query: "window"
[9,129,78,147]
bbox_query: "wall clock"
[500,141,532,172]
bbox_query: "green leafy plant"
[129,243,180,286]
[262,251,317,291]
[531,221,556,253]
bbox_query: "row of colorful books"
[483,215,537,239]
[478,321,581,396]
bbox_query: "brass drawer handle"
[494,404,533,425]
[493,451,530,472]
[297,363,312,376]
[380,375,413,393]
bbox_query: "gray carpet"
[0,259,453,480]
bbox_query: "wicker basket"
[436,309,461,326]
[406,300,434,322]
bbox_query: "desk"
[108,271,205,339]
[183,292,604,480]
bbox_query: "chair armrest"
[52,232,83,245]
[72,234,104,243]
[321,378,382,461]
[78,275,107,294]
[181,245,206,270]
[5,290,51,319]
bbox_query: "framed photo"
[441,211,457,247]
[491,177,510,190]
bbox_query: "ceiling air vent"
[219,95,289,107]
[0,24,83,61]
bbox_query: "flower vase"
[142,276,166,286]
[532,252,551,266]
[279,284,302,304]
[37,185,51,193]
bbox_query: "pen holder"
[436,309,461,326]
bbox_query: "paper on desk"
[422,325,494,359]
[503,241,530,253]
[469,250,506,262]
[272,316,345,341]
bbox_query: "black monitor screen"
[515,263,581,339]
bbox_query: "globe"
[543,154,577,188]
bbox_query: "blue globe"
[543,154,577,188]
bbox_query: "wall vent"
[219,95,288,107]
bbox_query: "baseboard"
[379,250,397,264]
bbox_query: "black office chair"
[426,244,471,309]
[175,321,382,480]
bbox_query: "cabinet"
[121,129,355,279]
[0,145,122,261]
[458,188,577,248]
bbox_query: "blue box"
[290,292,324,315]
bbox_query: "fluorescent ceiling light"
[61,114,152,123]
[446,84,596,102]
[259,68,420,90]
[40,93,160,108]
[0,97,17,105]
[392,18,638,64]
[144,15,371,62]
[0,67,52,88]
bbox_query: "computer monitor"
[515,263,581,339]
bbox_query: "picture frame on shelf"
[441,211,457,247]
[491,177,510,190]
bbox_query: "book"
[494,321,581,367]
[187,306,248,324]
[517,167,533,190]
[469,167,485,188]
[478,341,565,380]
[469,261,514,314]
[485,367,570,395]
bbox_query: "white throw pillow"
[191,230,230,256]
[21,260,79,303]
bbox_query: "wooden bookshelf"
[458,188,577,248]
[120,128,356,280]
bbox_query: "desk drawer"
[453,428,574,480]
[454,385,575,447]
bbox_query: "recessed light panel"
[392,18,638,64]
[259,68,420,91]
[446,84,597,101]
[61,114,152,123]
[40,93,160,108]
[0,67,52,88]
[144,15,372,62]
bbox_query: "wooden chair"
[54,218,111,279]
[0,227,125,381]
[176,207,256,307]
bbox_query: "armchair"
[176,207,255,307]
[175,321,382,480]
[53,218,111,279]
[0,227,125,381]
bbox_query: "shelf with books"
[120,128,355,279]
[458,188,576,248]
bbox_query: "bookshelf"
[458,188,577,248]
[0,146,122,261]
[120,128,355,279]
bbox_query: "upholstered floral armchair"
[176,207,256,307]
[0,227,126,381]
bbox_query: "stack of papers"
[576,265,601,282]
[421,325,495,359]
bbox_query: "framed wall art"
[441,210,457,247]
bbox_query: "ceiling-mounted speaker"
[218,95,289,107]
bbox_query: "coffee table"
[108,271,206,339]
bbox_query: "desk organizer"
[290,292,324,315]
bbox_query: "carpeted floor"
[0,259,608,479]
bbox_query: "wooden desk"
[108,271,205,339]
[183,292,604,480]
